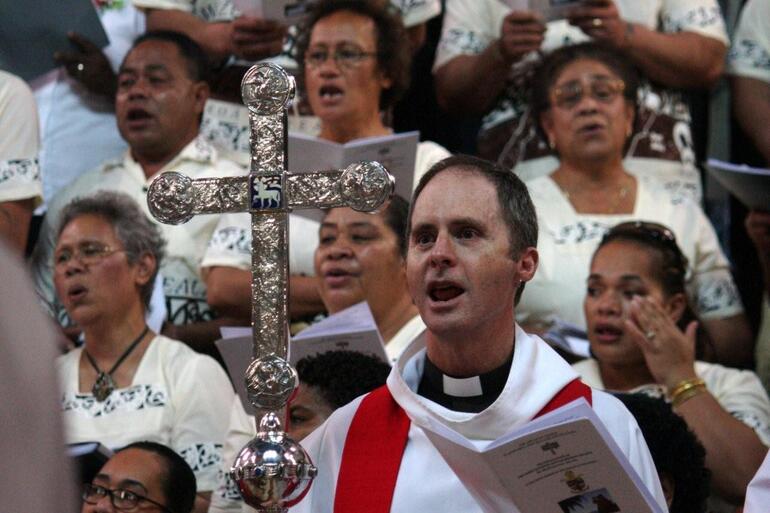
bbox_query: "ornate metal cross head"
[146,62,394,512]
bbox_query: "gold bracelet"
[669,378,706,408]
[669,377,705,397]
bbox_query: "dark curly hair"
[130,30,210,82]
[294,0,411,111]
[530,42,640,138]
[118,441,197,513]
[296,350,391,409]
[615,393,710,513]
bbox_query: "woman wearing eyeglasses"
[202,0,449,326]
[53,192,233,513]
[574,221,770,511]
[295,0,449,178]
[515,42,753,367]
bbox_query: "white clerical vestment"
[292,325,667,513]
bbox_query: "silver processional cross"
[146,63,394,512]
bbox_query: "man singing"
[293,155,667,513]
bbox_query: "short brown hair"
[408,155,538,257]
[407,155,538,304]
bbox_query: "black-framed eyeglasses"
[551,77,626,110]
[82,483,171,512]
[304,46,378,70]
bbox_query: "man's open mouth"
[428,284,464,302]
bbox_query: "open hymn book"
[423,399,664,513]
[289,131,419,217]
[216,302,388,412]
[500,0,585,21]
[705,159,770,210]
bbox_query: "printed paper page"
[290,302,388,364]
[422,400,663,513]
[499,0,583,21]
[706,159,770,210]
[232,0,313,23]
[342,131,419,200]
[288,132,346,174]
[215,336,253,413]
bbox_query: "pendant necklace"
[84,325,149,402]
[561,177,630,214]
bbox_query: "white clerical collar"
[442,375,483,397]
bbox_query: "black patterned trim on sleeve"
[0,158,40,185]
[550,221,610,246]
[61,384,168,417]
[216,468,244,502]
[662,6,724,34]
[180,442,224,472]
[438,28,488,57]
[201,117,250,156]
[729,39,770,73]
[193,0,235,21]
[207,226,251,254]
[391,0,432,15]
[694,275,742,315]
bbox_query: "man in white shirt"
[32,31,244,350]
[292,155,666,513]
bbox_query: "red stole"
[333,379,592,513]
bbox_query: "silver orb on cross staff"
[146,62,394,512]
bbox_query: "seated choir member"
[434,0,728,198]
[32,30,245,351]
[573,221,770,510]
[517,42,752,367]
[82,441,196,513]
[209,350,391,512]
[615,393,710,513]
[53,192,233,513]
[201,0,450,323]
[290,155,666,513]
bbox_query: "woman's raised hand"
[625,295,698,391]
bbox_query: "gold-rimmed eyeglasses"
[304,46,378,70]
[53,242,125,271]
[551,77,626,110]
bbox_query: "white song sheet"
[423,399,664,513]
[706,159,770,210]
